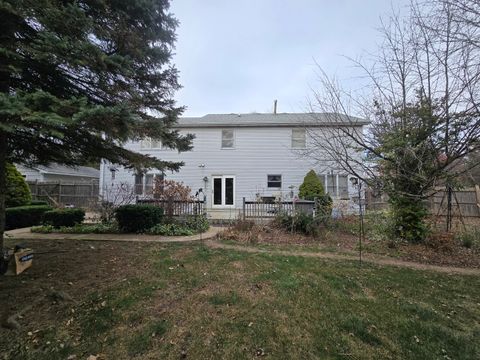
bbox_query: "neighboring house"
[17,164,100,183]
[100,112,369,219]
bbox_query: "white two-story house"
[99,112,368,219]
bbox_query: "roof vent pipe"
[273,99,277,114]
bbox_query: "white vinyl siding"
[102,125,364,210]
[221,129,235,149]
[291,129,306,148]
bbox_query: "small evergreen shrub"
[389,197,429,243]
[43,208,86,227]
[115,204,164,233]
[6,163,32,207]
[299,170,326,200]
[298,170,333,219]
[5,205,52,230]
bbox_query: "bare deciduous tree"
[305,0,480,240]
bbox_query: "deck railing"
[137,198,205,216]
[242,197,315,219]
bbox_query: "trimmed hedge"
[43,208,85,228]
[6,205,52,230]
[115,204,164,233]
[30,200,49,206]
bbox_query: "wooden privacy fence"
[28,181,99,208]
[243,197,315,219]
[365,186,480,218]
[137,199,205,216]
[430,186,480,218]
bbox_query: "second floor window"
[140,137,164,149]
[221,129,235,148]
[292,129,306,148]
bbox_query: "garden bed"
[217,216,480,269]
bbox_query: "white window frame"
[291,128,306,149]
[140,137,168,150]
[211,175,235,208]
[319,174,349,199]
[221,129,235,149]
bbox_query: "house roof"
[175,112,369,128]
[30,164,100,178]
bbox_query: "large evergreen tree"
[0,1,193,255]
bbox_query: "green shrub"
[115,204,164,233]
[146,215,209,236]
[456,228,480,249]
[181,215,209,233]
[43,208,86,227]
[5,205,52,230]
[6,163,31,207]
[298,170,332,219]
[315,194,333,221]
[29,200,49,206]
[31,223,119,234]
[147,223,194,236]
[299,170,326,200]
[275,212,322,236]
[389,197,429,243]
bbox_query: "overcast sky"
[170,1,409,116]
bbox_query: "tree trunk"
[0,8,13,264]
[0,131,5,252]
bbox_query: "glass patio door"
[212,176,235,207]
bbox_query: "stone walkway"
[5,226,222,243]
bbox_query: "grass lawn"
[1,239,479,359]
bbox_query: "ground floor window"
[134,172,164,196]
[134,173,144,195]
[267,174,282,188]
[212,175,235,206]
[318,174,349,199]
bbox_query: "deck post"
[242,197,246,221]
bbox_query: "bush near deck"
[115,205,164,233]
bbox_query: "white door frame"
[211,175,235,208]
